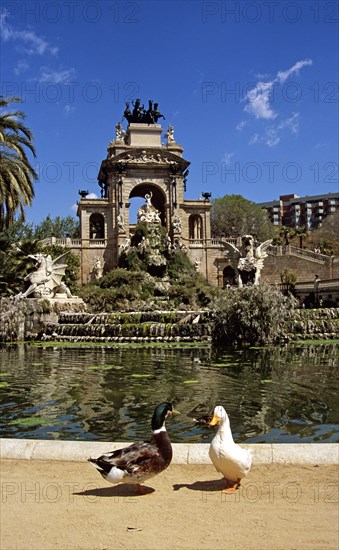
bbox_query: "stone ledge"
[0,439,337,464]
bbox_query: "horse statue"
[122,99,165,125]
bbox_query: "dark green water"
[0,342,338,443]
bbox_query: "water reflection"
[0,343,338,443]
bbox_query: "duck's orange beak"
[209,413,220,426]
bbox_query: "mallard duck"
[88,402,174,494]
[209,405,252,493]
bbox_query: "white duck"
[209,405,252,493]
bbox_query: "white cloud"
[254,72,271,80]
[38,66,76,84]
[222,152,234,165]
[14,59,29,75]
[249,133,260,145]
[313,142,327,150]
[249,114,300,148]
[71,192,99,211]
[277,59,312,84]
[0,11,58,56]
[244,81,277,120]
[243,60,311,147]
[236,120,247,131]
[277,112,300,135]
[244,59,312,122]
[264,127,280,147]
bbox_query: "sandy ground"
[0,460,338,550]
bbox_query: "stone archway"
[223,266,236,287]
[89,213,105,239]
[129,184,167,226]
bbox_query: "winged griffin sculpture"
[17,252,72,299]
[222,235,272,288]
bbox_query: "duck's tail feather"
[88,457,105,472]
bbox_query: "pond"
[0,342,338,444]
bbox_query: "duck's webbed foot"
[222,478,241,493]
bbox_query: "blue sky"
[1,0,338,225]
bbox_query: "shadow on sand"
[74,484,155,497]
[173,478,228,492]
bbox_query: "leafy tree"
[280,268,297,295]
[0,215,80,242]
[0,218,35,242]
[278,226,294,246]
[212,284,296,346]
[211,194,275,241]
[307,211,339,256]
[0,96,37,230]
[33,215,80,240]
[293,225,308,249]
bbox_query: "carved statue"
[120,237,131,251]
[122,99,165,125]
[137,192,161,224]
[115,122,125,141]
[117,212,126,232]
[172,213,182,234]
[222,235,272,287]
[132,98,144,122]
[144,100,155,124]
[92,258,103,280]
[123,102,133,123]
[17,253,72,298]
[165,125,175,143]
[152,103,165,122]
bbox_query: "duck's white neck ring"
[153,425,166,434]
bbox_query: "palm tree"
[279,226,294,246]
[294,225,308,249]
[0,96,37,231]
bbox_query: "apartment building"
[259,192,339,229]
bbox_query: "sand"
[0,460,338,550]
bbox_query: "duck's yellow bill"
[209,413,220,426]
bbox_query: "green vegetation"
[211,194,276,241]
[78,221,217,312]
[0,215,80,242]
[280,268,297,295]
[212,284,296,346]
[275,213,339,256]
[0,96,37,231]
[78,262,216,312]
[301,211,339,256]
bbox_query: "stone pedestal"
[126,123,163,147]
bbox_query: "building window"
[89,213,105,239]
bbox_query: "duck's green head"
[151,402,173,431]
